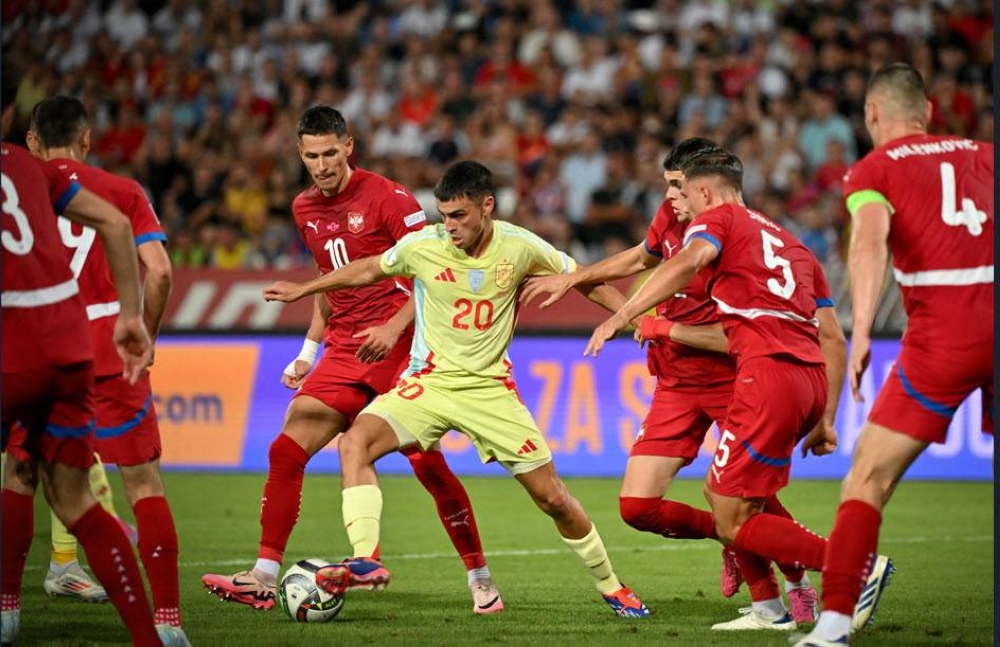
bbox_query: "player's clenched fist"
[264,281,307,303]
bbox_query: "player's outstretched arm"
[63,187,152,384]
[669,322,728,353]
[521,244,656,308]
[264,255,387,303]
[846,202,891,401]
[801,306,847,457]
[584,241,715,357]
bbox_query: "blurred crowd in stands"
[2,0,993,328]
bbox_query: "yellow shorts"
[361,376,552,475]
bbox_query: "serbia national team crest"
[347,211,365,233]
[468,269,484,293]
[495,262,514,289]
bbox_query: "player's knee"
[619,496,659,532]
[533,483,574,518]
[120,464,165,506]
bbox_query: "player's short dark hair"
[681,149,744,192]
[434,161,495,202]
[662,137,720,171]
[31,95,89,148]
[867,63,928,120]
[297,104,348,139]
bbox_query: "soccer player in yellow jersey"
[264,161,650,618]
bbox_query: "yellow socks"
[561,524,622,595]
[88,455,117,514]
[342,484,383,558]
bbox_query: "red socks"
[733,512,826,572]
[70,503,159,646]
[734,548,780,601]
[763,495,806,583]
[258,434,309,563]
[1,490,33,610]
[405,448,486,570]
[822,500,882,615]
[619,497,718,540]
[134,496,180,626]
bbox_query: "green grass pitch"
[16,474,993,645]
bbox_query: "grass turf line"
[17,475,993,645]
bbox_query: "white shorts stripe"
[713,297,819,326]
[893,265,993,287]
[86,300,120,320]
[1,278,79,308]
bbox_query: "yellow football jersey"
[379,220,575,384]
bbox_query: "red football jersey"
[1,143,92,373]
[643,201,734,387]
[843,134,994,348]
[292,168,428,350]
[48,158,166,378]
[684,203,828,365]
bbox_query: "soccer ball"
[278,558,345,623]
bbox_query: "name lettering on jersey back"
[885,138,978,161]
[747,209,781,232]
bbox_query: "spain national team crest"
[347,211,365,233]
[468,269,484,293]
[495,262,514,289]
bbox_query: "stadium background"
[2,0,992,481]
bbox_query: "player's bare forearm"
[574,282,632,318]
[615,242,712,323]
[817,307,848,424]
[264,256,386,302]
[580,244,658,283]
[306,295,327,342]
[383,295,416,336]
[138,241,172,338]
[669,322,728,354]
[64,188,143,318]
[847,203,891,342]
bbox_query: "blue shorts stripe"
[96,392,152,439]
[740,440,790,467]
[47,420,95,438]
[897,364,957,417]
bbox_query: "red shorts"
[295,337,411,423]
[94,371,161,466]
[630,382,732,463]
[709,357,826,499]
[868,342,994,443]
[2,362,97,470]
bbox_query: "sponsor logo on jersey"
[348,211,365,233]
[495,262,514,289]
[305,221,319,234]
[662,239,677,257]
[468,269,484,292]
[434,268,457,282]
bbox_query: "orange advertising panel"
[152,344,259,466]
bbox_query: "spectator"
[797,91,856,170]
